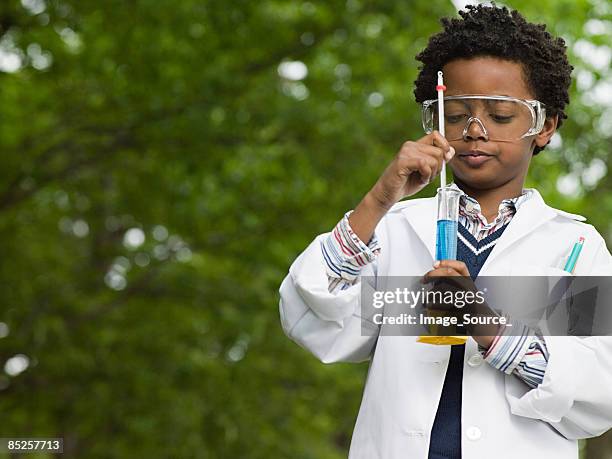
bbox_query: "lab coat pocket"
[484,265,569,331]
[503,265,573,335]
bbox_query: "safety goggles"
[421,95,547,142]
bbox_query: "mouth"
[457,150,495,167]
[458,150,495,157]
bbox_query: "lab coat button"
[467,353,483,367]
[466,426,482,441]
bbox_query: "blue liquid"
[436,219,458,260]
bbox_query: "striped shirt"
[321,182,549,388]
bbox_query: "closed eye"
[490,114,514,123]
[446,114,468,124]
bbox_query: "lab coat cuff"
[290,234,368,323]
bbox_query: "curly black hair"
[414,3,573,155]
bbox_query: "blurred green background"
[0,0,610,457]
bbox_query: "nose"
[463,117,489,141]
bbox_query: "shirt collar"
[447,182,533,217]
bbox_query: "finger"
[413,157,434,184]
[417,130,449,150]
[446,146,456,162]
[426,265,476,296]
[398,150,443,184]
[427,267,462,278]
[422,146,447,175]
[436,260,470,277]
[419,132,456,162]
[399,143,444,164]
[417,144,455,175]
[422,267,462,282]
[417,144,447,163]
[400,155,438,184]
[431,130,451,153]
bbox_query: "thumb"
[445,147,456,162]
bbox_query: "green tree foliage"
[0,0,610,457]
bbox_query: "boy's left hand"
[422,260,500,348]
[422,260,475,298]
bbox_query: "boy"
[279,4,612,459]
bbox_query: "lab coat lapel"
[479,188,557,272]
[400,197,438,262]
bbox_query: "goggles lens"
[422,96,545,142]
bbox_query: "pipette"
[437,71,447,188]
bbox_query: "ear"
[535,115,558,148]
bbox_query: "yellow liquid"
[417,335,468,345]
[418,309,468,345]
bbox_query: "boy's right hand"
[347,131,454,244]
[369,131,455,211]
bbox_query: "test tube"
[435,187,461,260]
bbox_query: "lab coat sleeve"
[505,231,612,439]
[279,219,386,363]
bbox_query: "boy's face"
[442,57,556,190]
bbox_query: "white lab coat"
[279,188,612,459]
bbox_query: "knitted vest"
[427,222,511,459]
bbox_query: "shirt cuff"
[321,210,381,282]
[512,335,549,388]
[481,323,534,375]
